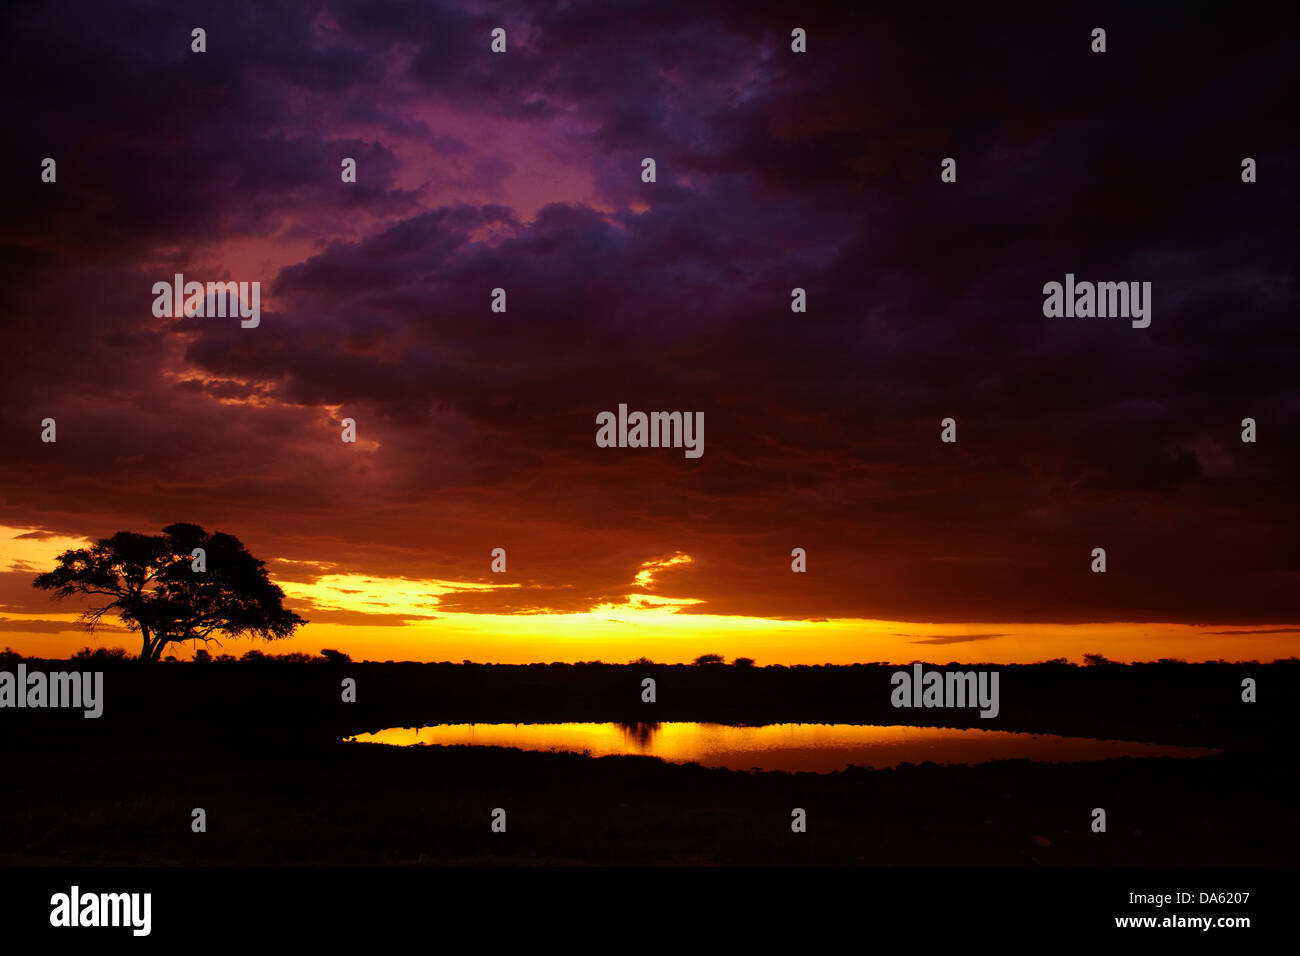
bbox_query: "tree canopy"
[33,523,306,662]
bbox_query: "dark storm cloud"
[0,0,1296,626]
[910,634,1011,646]
[0,617,125,634]
[289,607,439,628]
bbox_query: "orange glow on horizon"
[1,525,1296,664]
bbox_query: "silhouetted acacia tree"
[33,523,306,662]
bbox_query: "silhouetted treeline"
[1,657,1292,752]
[0,646,352,664]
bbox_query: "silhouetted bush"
[71,646,130,660]
[275,652,316,664]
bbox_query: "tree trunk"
[139,624,154,663]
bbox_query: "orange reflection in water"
[346,722,1219,773]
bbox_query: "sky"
[0,1,1297,664]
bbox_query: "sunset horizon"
[1,0,1294,936]
[4,4,1297,674]
[4,523,1296,665]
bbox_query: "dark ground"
[0,659,1295,865]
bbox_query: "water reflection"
[346,721,1219,773]
[615,721,661,747]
